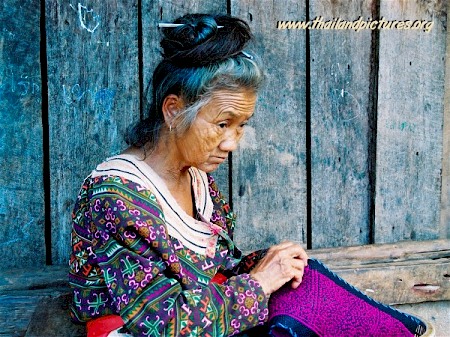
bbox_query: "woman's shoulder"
[72,168,165,240]
[75,155,161,210]
[90,154,149,187]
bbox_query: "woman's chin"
[197,162,222,173]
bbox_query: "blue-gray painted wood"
[375,0,447,243]
[0,0,45,268]
[231,1,308,251]
[46,1,141,263]
[442,18,450,238]
[309,1,374,248]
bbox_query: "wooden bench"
[0,266,84,337]
[1,240,448,336]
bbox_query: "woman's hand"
[249,241,308,296]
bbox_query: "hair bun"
[160,14,252,67]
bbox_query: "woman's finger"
[289,256,306,289]
[291,257,306,272]
[277,242,309,266]
[291,276,303,289]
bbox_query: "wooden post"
[46,1,140,263]
[375,0,447,243]
[0,0,45,268]
[309,1,375,248]
[441,3,450,238]
[231,0,308,251]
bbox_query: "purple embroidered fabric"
[268,259,426,337]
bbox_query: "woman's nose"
[219,132,240,152]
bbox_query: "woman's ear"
[162,94,184,128]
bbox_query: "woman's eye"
[238,121,249,129]
[218,122,228,128]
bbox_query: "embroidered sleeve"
[89,176,269,337]
[224,249,269,277]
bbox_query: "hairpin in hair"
[158,23,224,28]
[240,51,254,60]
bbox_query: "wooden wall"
[231,0,308,250]
[0,0,448,268]
[442,1,450,239]
[1,0,46,267]
[46,0,141,264]
[308,0,374,248]
[375,0,446,244]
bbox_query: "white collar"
[92,154,218,257]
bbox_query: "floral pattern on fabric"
[69,174,269,336]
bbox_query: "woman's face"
[174,89,257,172]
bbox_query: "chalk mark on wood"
[0,219,33,246]
[0,66,41,99]
[62,83,115,116]
[69,3,101,33]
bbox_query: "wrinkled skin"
[172,89,257,173]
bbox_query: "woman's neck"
[146,143,195,217]
[123,143,195,217]
[126,141,190,188]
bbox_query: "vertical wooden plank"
[46,1,140,263]
[309,1,374,248]
[441,10,450,238]
[141,1,230,195]
[375,0,447,243]
[0,0,45,268]
[231,1,308,251]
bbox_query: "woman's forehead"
[209,89,257,106]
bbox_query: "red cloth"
[87,315,125,337]
[211,272,228,284]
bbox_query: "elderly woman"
[69,14,429,337]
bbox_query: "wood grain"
[309,0,375,248]
[310,239,450,267]
[230,1,308,252]
[25,294,85,337]
[0,0,448,274]
[0,0,45,268]
[0,295,45,337]
[46,1,140,263]
[0,265,75,337]
[375,0,447,243]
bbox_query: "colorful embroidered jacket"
[69,155,269,336]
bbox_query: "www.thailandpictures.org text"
[277,16,434,33]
